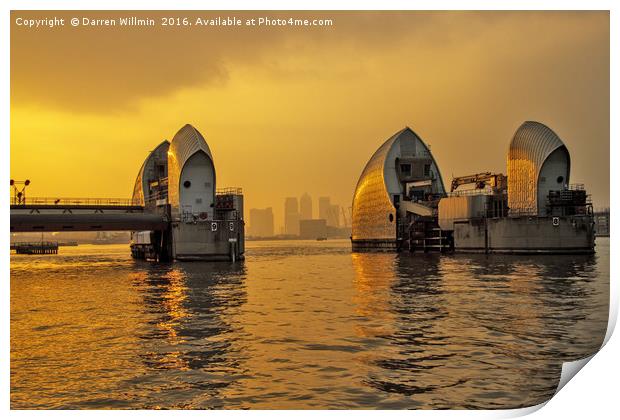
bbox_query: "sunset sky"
[10,11,610,229]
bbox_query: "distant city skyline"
[249,194,350,237]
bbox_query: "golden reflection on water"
[156,269,190,343]
[351,252,397,339]
[132,267,192,371]
[10,246,150,408]
[10,240,609,409]
[349,250,607,409]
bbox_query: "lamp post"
[10,179,30,205]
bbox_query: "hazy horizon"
[10,11,610,228]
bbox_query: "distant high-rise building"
[299,219,327,239]
[284,197,300,236]
[594,208,610,237]
[327,204,340,227]
[300,193,312,220]
[318,196,330,221]
[249,207,274,237]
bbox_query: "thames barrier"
[351,121,596,254]
[10,124,245,262]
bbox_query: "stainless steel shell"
[131,140,170,205]
[352,127,445,241]
[167,124,216,219]
[507,121,570,215]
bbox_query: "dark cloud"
[13,11,598,112]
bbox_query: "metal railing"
[144,190,168,204]
[149,177,168,188]
[446,188,505,197]
[10,197,142,206]
[11,241,59,247]
[216,187,242,195]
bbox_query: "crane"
[450,172,507,193]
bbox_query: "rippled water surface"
[11,239,609,409]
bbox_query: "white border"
[2,1,617,419]
[0,0,617,11]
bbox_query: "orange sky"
[10,11,610,229]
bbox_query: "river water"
[10,238,609,409]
